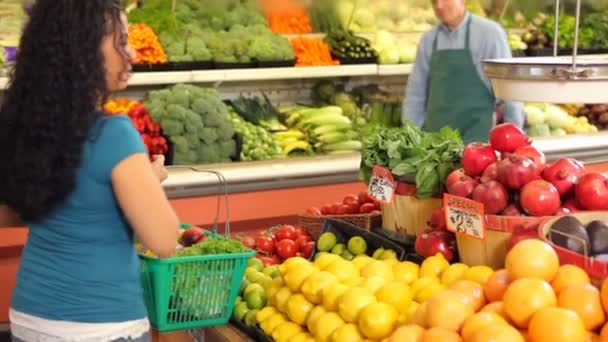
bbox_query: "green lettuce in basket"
[170,237,248,319]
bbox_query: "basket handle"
[166,166,231,237]
[546,225,591,269]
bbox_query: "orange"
[460,311,508,341]
[480,301,508,321]
[503,278,557,328]
[422,327,462,342]
[589,332,601,342]
[528,307,587,342]
[551,264,590,294]
[468,323,524,342]
[601,323,608,340]
[601,278,608,313]
[450,280,487,312]
[505,239,559,282]
[557,283,605,331]
[388,324,425,342]
[483,269,510,302]
[409,301,428,328]
[425,290,474,332]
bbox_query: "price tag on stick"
[443,193,486,240]
[368,165,397,205]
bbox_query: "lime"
[347,236,367,255]
[317,232,337,252]
[340,250,355,261]
[244,309,259,326]
[233,301,249,321]
[331,243,347,255]
[248,258,265,272]
[240,278,251,293]
[263,266,281,279]
[245,290,268,310]
[258,275,273,290]
[244,267,259,280]
[246,270,265,283]
[235,295,243,305]
[372,247,385,259]
[244,283,265,296]
[380,249,398,260]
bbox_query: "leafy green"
[360,123,463,199]
[583,13,608,48]
[541,15,595,49]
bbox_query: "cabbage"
[527,123,551,138]
[551,128,568,137]
[353,9,376,30]
[545,104,570,129]
[379,47,400,64]
[399,45,417,63]
[524,105,546,125]
[373,30,396,51]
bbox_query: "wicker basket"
[456,215,548,269]
[298,212,382,240]
[380,194,443,237]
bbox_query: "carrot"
[290,36,339,67]
[262,0,313,34]
[128,23,167,65]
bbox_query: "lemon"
[313,312,345,342]
[267,277,284,306]
[292,332,315,342]
[464,265,494,285]
[284,264,316,292]
[286,294,315,326]
[272,321,303,342]
[337,287,377,323]
[360,276,389,294]
[352,255,375,270]
[376,282,413,313]
[307,305,327,335]
[440,263,470,286]
[360,260,393,281]
[419,253,450,279]
[379,249,398,260]
[325,259,360,283]
[256,306,278,323]
[261,312,287,335]
[331,323,363,342]
[279,256,311,274]
[343,276,364,287]
[301,271,339,304]
[393,261,420,285]
[410,277,439,298]
[322,282,349,312]
[314,253,343,270]
[274,286,293,314]
[415,281,445,303]
[358,302,398,339]
[382,258,399,268]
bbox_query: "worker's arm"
[487,25,526,128]
[402,31,433,127]
[0,205,23,227]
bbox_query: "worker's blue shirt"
[403,12,525,128]
[11,114,148,323]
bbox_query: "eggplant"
[549,216,590,255]
[587,220,608,255]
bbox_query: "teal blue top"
[11,114,148,323]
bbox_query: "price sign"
[443,193,486,240]
[368,165,397,205]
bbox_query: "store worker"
[403,0,525,143]
[0,1,180,341]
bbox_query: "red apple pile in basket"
[305,192,381,216]
[415,206,457,262]
[237,225,314,266]
[445,123,605,217]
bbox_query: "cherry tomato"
[336,204,351,215]
[320,204,333,215]
[276,239,297,259]
[358,191,372,204]
[347,202,360,214]
[301,241,315,258]
[239,236,256,249]
[295,235,312,250]
[294,227,309,239]
[331,202,343,214]
[359,202,377,214]
[276,225,297,241]
[256,236,276,254]
[257,256,277,267]
[306,207,322,216]
[342,194,358,205]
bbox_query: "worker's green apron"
[422,17,495,144]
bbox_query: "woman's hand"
[151,155,168,183]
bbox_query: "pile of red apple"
[305,192,381,216]
[237,225,315,266]
[445,123,606,217]
[415,207,457,262]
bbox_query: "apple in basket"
[181,227,206,247]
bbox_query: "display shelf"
[0,76,7,89]
[378,64,414,76]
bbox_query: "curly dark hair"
[0,0,128,222]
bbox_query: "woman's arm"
[0,205,23,227]
[112,153,180,258]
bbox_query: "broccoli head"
[171,136,190,154]
[166,88,190,108]
[144,99,166,122]
[183,109,205,134]
[198,144,221,164]
[165,104,188,121]
[184,132,201,149]
[174,149,198,165]
[219,139,237,159]
[201,111,227,128]
[160,118,185,136]
[200,127,219,144]
[216,120,235,141]
[187,36,212,61]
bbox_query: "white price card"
[443,193,486,240]
[368,165,397,205]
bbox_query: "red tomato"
[239,236,256,249]
[359,202,377,213]
[320,204,333,215]
[295,235,312,250]
[294,227,309,238]
[347,202,360,214]
[256,236,276,254]
[302,241,315,258]
[276,225,297,241]
[358,191,372,204]
[331,202,343,214]
[257,256,277,267]
[336,204,351,215]
[276,239,297,259]
[306,207,322,216]
[343,194,358,205]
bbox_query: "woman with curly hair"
[0,0,180,341]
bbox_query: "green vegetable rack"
[139,169,254,332]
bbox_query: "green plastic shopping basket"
[139,168,254,332]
